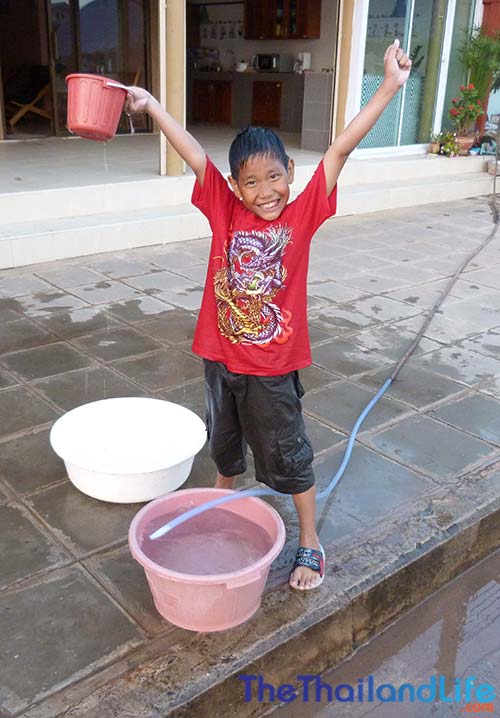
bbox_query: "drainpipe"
[159,0,185,176]
[478,0,500,135]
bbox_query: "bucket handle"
[105,81,129,91]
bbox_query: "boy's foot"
[289,544,325,590]
[214,473,235,489]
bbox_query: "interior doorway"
[0,0,150,140]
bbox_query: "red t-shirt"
[191,157,337,376]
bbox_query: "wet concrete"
[271,548,500,717]
[1,197,500,717]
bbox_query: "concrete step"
[0,171,493,269]
[0,156,488,225]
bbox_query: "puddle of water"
[270,550,500,717]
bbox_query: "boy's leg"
[289,485,322,590]
[215,472,236,489]
[204,360,247,488]
[235,370,324,589]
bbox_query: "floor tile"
[137,309,198,345]
[83,546,167,637]
[111,348,203,391]
[25,482,144,557]
[33,305,125,339]
[0,317,58,354]
[299,364,340,392]
[368,414,497,479]
[36,267,108,288]
[106,295,175,322]
[68,280,142,305]
[0,566,142,714]
[303,381,410,434]
[123,270,195,293]
[70,326,162,362]
[313,444,433,523]
[17,290,90,317]
[313,339,393,377]
[160,379,206,418]
[357,364,466,409]
[0,275,54,298]
[409,346,500,387]
[429,393,500,445]
[0,503,70,590]
[350,322,441,361]
[0,429,66,495]
[0,366,18,389]
[304,415,346,454]
[2,342,96,381]
[0,386,59,438]
[33,365,148,412]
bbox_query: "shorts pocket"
[276,430,314,477]
[293,371,305,398]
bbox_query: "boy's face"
[228,154,295,221]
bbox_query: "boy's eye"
[270,174,280,180]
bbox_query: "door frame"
[345,0,468,156]
[0,64,6,140]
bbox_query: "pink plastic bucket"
[66,73,128,141]
[129,488,286,632]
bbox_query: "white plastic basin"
[49,397,207,503]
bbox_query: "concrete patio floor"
[1,196,500,717]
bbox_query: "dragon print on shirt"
[214,224,294,346]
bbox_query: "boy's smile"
[229,154,295,221]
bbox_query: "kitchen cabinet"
[252,81,282,127]
[244,0,321,40]
[188,71,304,133]
[192,79,232,124]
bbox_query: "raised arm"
[125,87,207,185]
[322,39,412,195]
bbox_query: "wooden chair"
[6,66,53,127]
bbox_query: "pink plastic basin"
[129,488,286,632]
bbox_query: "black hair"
[229,126,289,180]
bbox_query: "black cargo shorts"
[203,359,314,494]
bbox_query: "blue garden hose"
[150,155,500,542]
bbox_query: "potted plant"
[438,130,459,158]
[428,132,440,154]
[448,84,484,154]
[459,28,500,134]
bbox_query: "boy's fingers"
[385,37,400,61]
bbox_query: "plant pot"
[429,142,440,154]
[456,136,474,156]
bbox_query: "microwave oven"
[253,53,295,73]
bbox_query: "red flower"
[460,85,465,91]
[451,98,458,104]
[450,108,459,116]
[477,99,482,105]
[467,83,474,90]
[468,104,475,110]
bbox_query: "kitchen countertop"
[190,70,302,80]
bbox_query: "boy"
[125,40,411,590]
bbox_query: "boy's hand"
[384,39,412,88]
[124,86,153,115]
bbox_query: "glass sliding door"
[359,0,448,149]
[47,0,79,135]
[47,0,148,135]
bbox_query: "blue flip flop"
[289,544,325,589]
